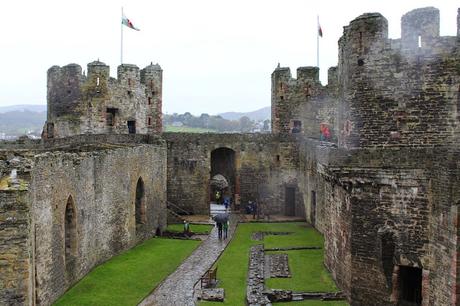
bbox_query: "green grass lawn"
[200,222,347,306]
[54,237,200,306]
[166,223,213,234]
[163,126,217,133]
[266,249,337,292]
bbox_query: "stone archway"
[210,148,236,209]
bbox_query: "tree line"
[163,112,270,133]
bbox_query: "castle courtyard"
[1,5,459,306]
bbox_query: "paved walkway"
[139,214,238,306]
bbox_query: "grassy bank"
[54,237,200,306]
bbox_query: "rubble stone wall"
[163,132,304,217]
[0,190,33,306]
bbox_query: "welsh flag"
[122,14,140,31]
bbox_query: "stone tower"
[43,61,163,139]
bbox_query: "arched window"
[65,195,77,267]
[135,178,146,224]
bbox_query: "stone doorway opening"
[285,186,296,216]
[210,148,235,214]
[398,266,422,305]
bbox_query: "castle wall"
[0,190,33,306]
[337,8,460,149]
[299,145,460,305]
[427,149,459,306]
[30,144,167,305]
[163,132,305,217]
[297,140,352,300]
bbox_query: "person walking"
[216,221,223,240]
[223,220,229,239]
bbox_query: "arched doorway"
[210,148,236,213]
[135,177,146,225]
[64,195,77,271]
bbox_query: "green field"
[54,237,200,306]
[200,222,347,306]
[163,125,217,133]
[166,223,214,234]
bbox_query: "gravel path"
[139,214,238,306]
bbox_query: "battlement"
[271,65,338,137]
[340,7,459,60]
[271,65,336,86]
[45,61,163,139]
[272,7,459,148]
[337,7,460,149]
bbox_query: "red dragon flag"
[122,14,140,31]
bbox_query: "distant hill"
[0,104,46,113]
[0,110,46,136]
[218,106,270,121]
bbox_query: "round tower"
[141,63,163,133]
[87,60,109,86]
[337,13,388,149]
[271,66,292,135]
[47,64,83,121]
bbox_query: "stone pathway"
[139,214,238,306]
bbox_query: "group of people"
[216,220,229,240]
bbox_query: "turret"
[117,64,140,89]
[141,63,163,133]
[401,7,439,50]
[47,63,83,120]
[271,66,292,134]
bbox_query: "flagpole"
[317,15,319,68]
[121,7,124,64]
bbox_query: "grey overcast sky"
[1,0,458,115]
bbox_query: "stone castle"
[1,6,459,306]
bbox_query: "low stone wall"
[247,244,271,305]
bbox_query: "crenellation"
[296,66,320,82]
[43,61,163,139]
